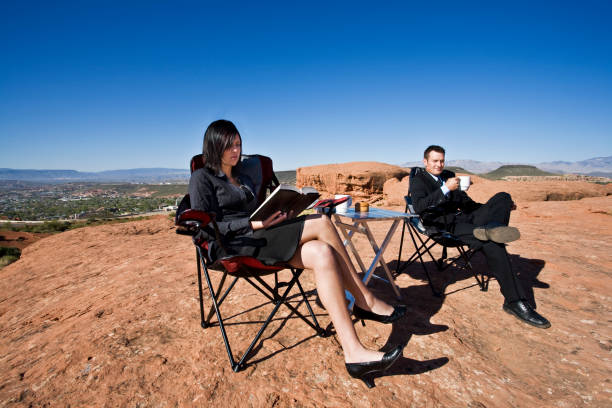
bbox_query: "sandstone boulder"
[297,162,409,201]
[383,175,409,206]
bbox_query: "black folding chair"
[395,168,489,297]
[176,154,324,372]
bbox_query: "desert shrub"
[2,216,155,235]
[0,247,21,257]
[0,256,19,268]
[0,247,21,268]
[28,221,71,233]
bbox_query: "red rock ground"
[0,179,611,407]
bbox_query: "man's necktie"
[436,177,443,187]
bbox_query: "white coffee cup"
[459,176,471,191]
[334,194,352,212]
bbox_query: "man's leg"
[479,241,525,302]
[470,192,519,243]
[471,192,514,226]
[454,220,550,328]
[454,222,524,302]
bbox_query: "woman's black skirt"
[209,215,306,266]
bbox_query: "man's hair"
[424,145,445,159]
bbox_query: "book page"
[250,185,319,221]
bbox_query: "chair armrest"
[313,196,349,209]
[176,209,214,236]
[421,205,444,218]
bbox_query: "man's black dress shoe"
[503,300,551,328]
[352,304,407,325]
[345,344,404,388]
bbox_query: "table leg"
[333,215,368,274]
[362,220,402,299]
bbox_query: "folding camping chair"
[395,167,490,297]
[176,154,324,372]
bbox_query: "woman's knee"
[306,241,337,269]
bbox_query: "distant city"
[0,182,185,221]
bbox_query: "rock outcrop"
[297,162,409,201]
[298,163,610,206]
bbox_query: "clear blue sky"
[1,1,611,171]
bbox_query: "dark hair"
[424,145,445,159]
[202,119,241,175]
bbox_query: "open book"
[249,184,320,221]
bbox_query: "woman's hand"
[250,210,288,230]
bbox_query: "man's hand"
[445,177,460,191]
[250,210,288,230]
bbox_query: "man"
[409,145,550,328]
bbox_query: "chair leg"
[204,273,238,325]
[406,225,443,297]
[199,249,238,370]
[294,275,326,336]
[248,270,323,334]
[449,246,489,292]
[198,264,323,372]
[234,269,320,371]
[395,218,408,276]
[196,248,206,328]
[439,247,448,268]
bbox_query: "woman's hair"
[202,119,241,175]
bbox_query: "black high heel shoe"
[352,304,407,325]
[345,345,404,388]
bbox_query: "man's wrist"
[441,185,450,196]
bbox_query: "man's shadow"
[508,254,548,308]
[356,251,548,384]
[387,248,549,308]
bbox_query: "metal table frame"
[329,207,417,304]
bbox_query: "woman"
[189,119,406,387]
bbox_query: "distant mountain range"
[0,168,190,183]
[400,156,612,178]
[2,156,610,183]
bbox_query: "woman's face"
[221,135,242,168]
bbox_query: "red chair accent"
[176,153,324,372]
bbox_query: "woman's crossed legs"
[288,214,395,364]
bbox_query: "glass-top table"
[325,206,418,305]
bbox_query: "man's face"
[423,151,445,176]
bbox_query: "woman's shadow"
[361,274,451,383]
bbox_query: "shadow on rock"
[382,356,449,378]
[388,251,548,308]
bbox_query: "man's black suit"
[409,168,526,302]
